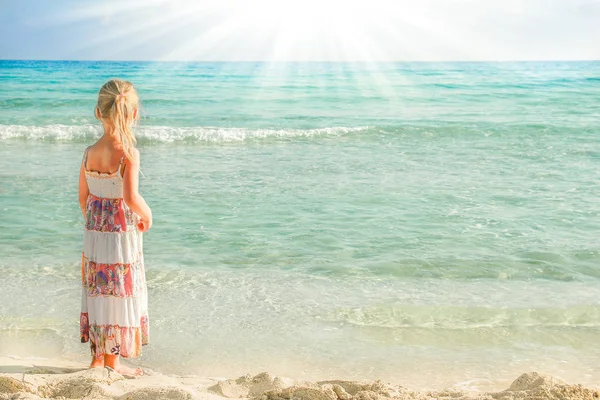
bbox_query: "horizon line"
[1,58,599,64]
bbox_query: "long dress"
[80,146,149,359]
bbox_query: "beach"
[1,60,600,394]
[1,356,599,400]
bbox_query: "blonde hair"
[95,79,139,161]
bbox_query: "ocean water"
[0,60,599,390]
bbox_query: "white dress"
[80,146,149,358]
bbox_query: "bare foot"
[104,354,143,377]
[90,357,104,369]
[113,365,144,377]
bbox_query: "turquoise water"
[0,60,599,389]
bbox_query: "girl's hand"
[137,218,152,232]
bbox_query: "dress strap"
[117,152,126,176]
[82,146,91,170]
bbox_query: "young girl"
[78,79,152,376]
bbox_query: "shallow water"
[0,60,599,390]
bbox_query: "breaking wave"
[0,124,372,143]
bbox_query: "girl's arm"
[123,148,153,229]
[78,162,89,219]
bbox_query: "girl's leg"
[90,352,104,368]
[104,354,143,376]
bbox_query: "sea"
[0,60,599,390]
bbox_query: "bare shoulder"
[88,139,102,151]
[86,140,107,158]
[125,147,141,166]
[85,142,96,155]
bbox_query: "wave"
[0,124,371,143]
[319,303,600,330]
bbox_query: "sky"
[0,0,599,61]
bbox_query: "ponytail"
[95,79,139,162]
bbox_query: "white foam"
[0,124,370,143]
[0,124,100,141]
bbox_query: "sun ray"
[36,0,535,108]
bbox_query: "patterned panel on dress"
[85,194,136,232]
[88,324,143,358]
[80,312,90,343]
[83,256,142,297]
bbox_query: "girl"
[78,79,152,376]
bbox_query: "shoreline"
[1,357,599,400]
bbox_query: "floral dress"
[80,146,149,359]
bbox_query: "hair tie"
[118,93,126,98]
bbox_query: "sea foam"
[0,124,371,143]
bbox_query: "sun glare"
[239,0,363,33]
[159,0,419,62]
[37,0,469,62]
[45,0,436,99]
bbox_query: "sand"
[0,357,598,400]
